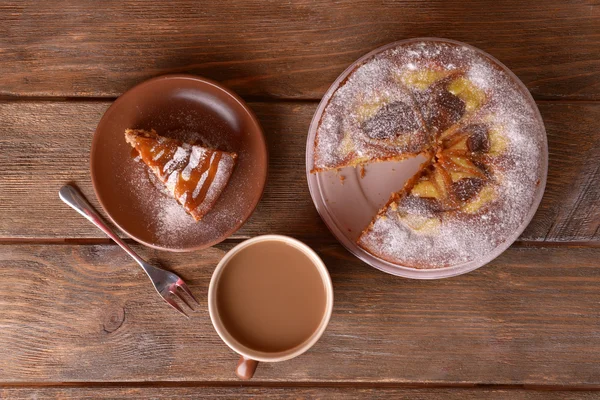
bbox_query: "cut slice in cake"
[125,129,237,221]
[312,40,545,269]
[357,117,505,268]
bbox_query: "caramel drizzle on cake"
[312,40,545,269]
[125,129,237,221]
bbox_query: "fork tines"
[161,280,199,318]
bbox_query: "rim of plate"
[90,74,268,252]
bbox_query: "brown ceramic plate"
[91,75,267,251]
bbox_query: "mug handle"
[236,356,259,380]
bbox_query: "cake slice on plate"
[125,128,237,221]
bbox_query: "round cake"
[311,39,547,269]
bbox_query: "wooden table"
[1,1,599,398]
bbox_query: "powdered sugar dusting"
[127,142,240,247]
[192,161,211,199]
[314,56,430,170]
[182,146,207,181]
[323,40,547,268]
[165,170,179,192]
[152,149,164,161]
[125,167,194,244]
[156,194,194,241]
[193,155,237,218]
[163,146,188,174]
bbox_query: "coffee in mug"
[208,235,333,379]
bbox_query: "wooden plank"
[521,102,600,242]
[0,101,325,241]
[2,243,600,385]
[1,101,599,242]
[1,0,599,100]
[2,386,599,399]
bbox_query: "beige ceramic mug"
[208,235,334,379]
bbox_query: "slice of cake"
[125,129,237,221]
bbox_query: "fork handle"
[59,185,145,266]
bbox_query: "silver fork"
[59,184,198,318]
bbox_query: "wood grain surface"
[3,386,600,399]
[2,0,600,395]
[2,243,600,385]
[1,101,598,243]
[1,0,599,100]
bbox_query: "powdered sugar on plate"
[126,147,247,249]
